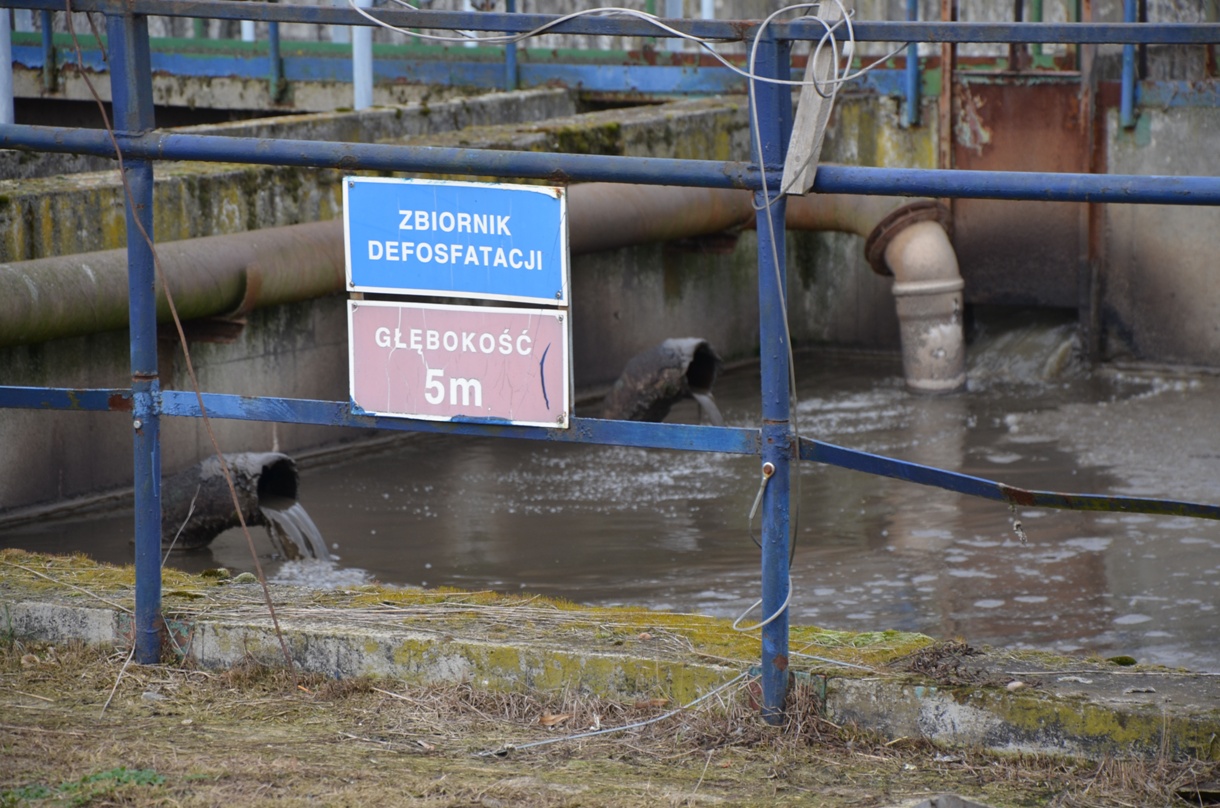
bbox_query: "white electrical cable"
[474,670,751,757]
[348,0,914,637]
[731,575,793,632]
[346,1,912,97]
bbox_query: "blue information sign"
[344,177,569,305]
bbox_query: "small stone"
[1006,680,1028,691]
[232,572,258,584]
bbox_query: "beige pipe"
[0,220,345,347]
[2,183,965,392]
[882,220,966,393]
[568,183,966,393]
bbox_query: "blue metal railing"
[3,3,1220,722]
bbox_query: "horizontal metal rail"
[5,384,1217,522]
[5,125,1220,204]
[800,439,1220,522]
[7,0,1220,45]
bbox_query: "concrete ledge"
[3,551,1217,761]
[829,675,1220,761]
[0,88,579,260]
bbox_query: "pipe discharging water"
[600,338,725,425]
[161,452,329,561]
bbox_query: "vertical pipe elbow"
[881,218,966,394]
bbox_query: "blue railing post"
[40,10,56,93]
[1120,0,1137,128]
[504,0,518,92]
[904,0,920,127]
[268,20,285,101]
[107,10,162,665]
[751,29,793,725]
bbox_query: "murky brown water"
[5,321,1220,671]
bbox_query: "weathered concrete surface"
[830,666,1220,762]
[1103,105,1220,367]
[1,88,578,181]
[2,550,1218,762]
[10,65,468,118]
[0,88,577,257]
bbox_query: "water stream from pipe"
[259,495,331,562]
[689,391,725,427]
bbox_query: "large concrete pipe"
[161,451,329,559]
[0,220,345,347]
[1,182,963,391]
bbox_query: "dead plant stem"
[62,0,297,685]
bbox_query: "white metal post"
[352,0,373,109]
[1,10,14,126]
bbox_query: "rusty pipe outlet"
[161,452,329,560]
[600,337,724,424]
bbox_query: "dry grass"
[2,639,1217,807]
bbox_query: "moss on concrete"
[4,550,1220,767]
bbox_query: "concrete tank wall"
[1102,105,1220,366]
[0,89,579,259]
[4,85,1220,516]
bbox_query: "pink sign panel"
[348,300,570,428]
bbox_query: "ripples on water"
[4,315,1219,672]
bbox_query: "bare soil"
[2,639,1217,807]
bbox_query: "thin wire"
[746,4,815,572]
[349,2,910,95]
[731,575,794,633]
[789,650,879,672]
[62,0,297,685]
[161,484,199,564]
[746,462,772,549]
[474,671,750,757]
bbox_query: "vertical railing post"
[1,9,13,126]
[751,29,792,725]
[352,0,373,110]
[268,20,285,102]
[504,0,518,92]
[40,10,57,93]
[107,11,162,665]
[1120,0,1137,128]
[904,0,920,127]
